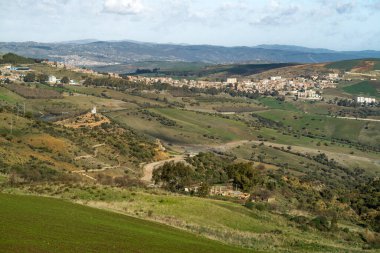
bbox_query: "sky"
[1,0,380,51]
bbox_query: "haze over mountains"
[1,40,380,66]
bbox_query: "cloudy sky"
[1,0,380,50]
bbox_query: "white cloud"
[103,0,144,15]
[250,3,300,26]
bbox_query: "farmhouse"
[270,76,281,81]
[210,185,250,200]
[226,78,237,84]
[297,89,321,100]
[356,97,376,104]
[48,75,57,84]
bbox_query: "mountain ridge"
[1,40,380,66]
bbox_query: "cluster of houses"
[0,64,81,85]
[0,65,30,82]
[127,74,337,100]
[1,60,377,105]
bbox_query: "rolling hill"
[325,58,380,72]
[1,41,380,67]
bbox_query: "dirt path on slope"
[141,155,186,182]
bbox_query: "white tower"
[91,106,97,114]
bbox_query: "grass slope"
[108,108,254,145]
[255,109,380,147]
[2,185,369,252]
[0,193,253,253]
[325,59,380,71]
[342,81,380,98]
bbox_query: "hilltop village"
[129,75,336,100]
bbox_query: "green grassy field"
[0,87,25,104]
[325,59,364,71]
[0,193,254,253]
[258,97,299,111]
[254,109,380,147]
[108,108,255,145]
[66,85,166,107]
[342,81,380,98]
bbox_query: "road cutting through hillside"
[141,155,186,182]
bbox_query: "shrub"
[309,216,330,231]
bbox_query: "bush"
[244,201,254,209]
[254,203,267,211]
[291,215,309,225]
[309,216,330,231]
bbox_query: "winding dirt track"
[141,155,186,182]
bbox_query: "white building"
[356,97,376,104]
[91,106,97,114]
[270,76,281,81]
[226,78,237,84]
[69,79,79,85]
[297,89,321,100]
[48,75,57,84]
[328,73,339,80]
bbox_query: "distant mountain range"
[1,40,380,66]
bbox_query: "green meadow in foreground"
[0,193,254,253]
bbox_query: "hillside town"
[126,73,339,100]
[0,60,377,104]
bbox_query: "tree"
[152,161,194,192]
[0,53,34,64]
[61,76,69,84]
[197,182,210,197]
[225,162,261,192]
[37,74,49,84]
[23,72,35,82]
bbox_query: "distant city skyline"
[1,0,380,51]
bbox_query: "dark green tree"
[23,72,35,82]
[61,76,70,84]
[197,182,210,197]
[152,161,194,192]
[37,74,49,84]
[225,162,261,192]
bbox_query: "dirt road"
[141,155,186,182]
[330,116,380,122]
